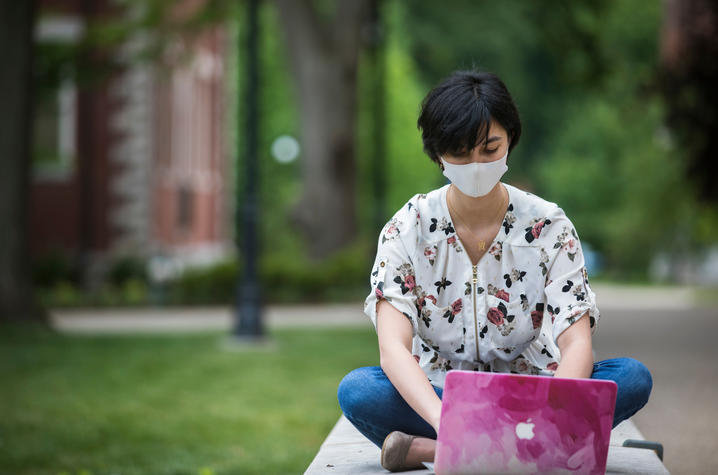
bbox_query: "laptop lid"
[433,370,617,475]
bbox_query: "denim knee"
[622,357,653,409]
[337,366,375,419]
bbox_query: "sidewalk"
[50,303,364,333]
[50,284,706,334]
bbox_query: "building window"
[33,15,84,181]
[177,185,194,230]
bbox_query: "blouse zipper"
[472,264,479,361]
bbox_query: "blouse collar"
[434,182,514,241]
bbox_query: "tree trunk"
[660,0,718,203]
[0,0,48,324]
[274,0,371,259]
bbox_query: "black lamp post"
[234,0,264,339]
[368,0,387,236]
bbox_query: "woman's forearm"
[553,339,594,379]
[380,345,443,431]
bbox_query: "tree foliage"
[400,0,716,278]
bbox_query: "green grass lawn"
[0,324,379,475]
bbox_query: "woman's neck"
[448,182,507,230]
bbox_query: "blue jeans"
[337,357,652,449]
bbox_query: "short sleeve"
[363,218,419,338]
[542,208,600,348]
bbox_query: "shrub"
[107,256,148,286]
[32,250,75,287]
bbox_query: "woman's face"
[441,119,510,165]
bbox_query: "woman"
[337,70,653,472]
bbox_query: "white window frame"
[32,15,85,182]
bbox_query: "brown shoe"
[380,431,425,472]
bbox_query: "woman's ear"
[439,161,445,171]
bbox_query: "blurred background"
[1,0,717,474]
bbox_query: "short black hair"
[417,70,522,164]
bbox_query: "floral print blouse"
[363,182,600,389]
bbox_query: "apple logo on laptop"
[515,418,535,440]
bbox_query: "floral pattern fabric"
[363,182,600,389]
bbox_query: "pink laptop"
[431,370,617,475]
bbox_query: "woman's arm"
[376,299,443,432]
[553,310,594,379]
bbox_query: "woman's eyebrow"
[473,135,503,148]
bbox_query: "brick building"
[29,0,234,286]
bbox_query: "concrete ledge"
[305,415,669,474]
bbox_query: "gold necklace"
[447,185,507,252]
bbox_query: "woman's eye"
[486,148,499,154]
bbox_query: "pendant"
[478,240,486,251]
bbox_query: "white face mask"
[440,152,509,197]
